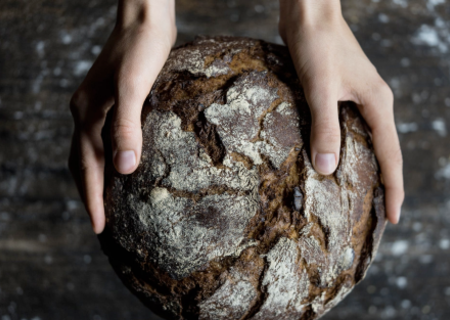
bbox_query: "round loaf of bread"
[100,36,387,320]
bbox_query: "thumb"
[111,78,149,174]
[305,86,341,175]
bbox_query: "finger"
[79,121,107,234]
[111,76,149,175]
[305,84,341,175]
[358,84,404,224]
[70,85,114,234]
[111,46,168,174]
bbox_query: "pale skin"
[69,0,404,234]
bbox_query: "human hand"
[279,0,404,223]
[68,0,176,234]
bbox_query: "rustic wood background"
[1,0,450,319]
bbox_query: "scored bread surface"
[100,36,386,320]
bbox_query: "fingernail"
[315,153,336,175]
[115,150,136,173]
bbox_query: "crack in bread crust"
[100,36,386,320]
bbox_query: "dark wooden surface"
[1,0,450,319]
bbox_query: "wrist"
[279,0,342,25]
[279,0,343,44]
[116,0,175,30]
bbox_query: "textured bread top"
[101,36,387,320]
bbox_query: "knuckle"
[312,123,341,144]
[70,89,89,110]
[379,139,403,166]
[380,146,403,175]
[390,147,403,166]
[374,80,394,105]
[70,89,89,122]
[386,184,405,200]
[112,119,138,142]
[79,157,102,173]
[79,157,89,173]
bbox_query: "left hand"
[68,0,177,234]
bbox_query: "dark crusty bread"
[99,36,386,320]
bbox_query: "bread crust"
[100,36,386,320]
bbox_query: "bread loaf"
[99,36,387,320]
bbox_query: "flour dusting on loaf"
[100,36,387,320]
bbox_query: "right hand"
[279,0,404,224]
[68,0,177,234]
